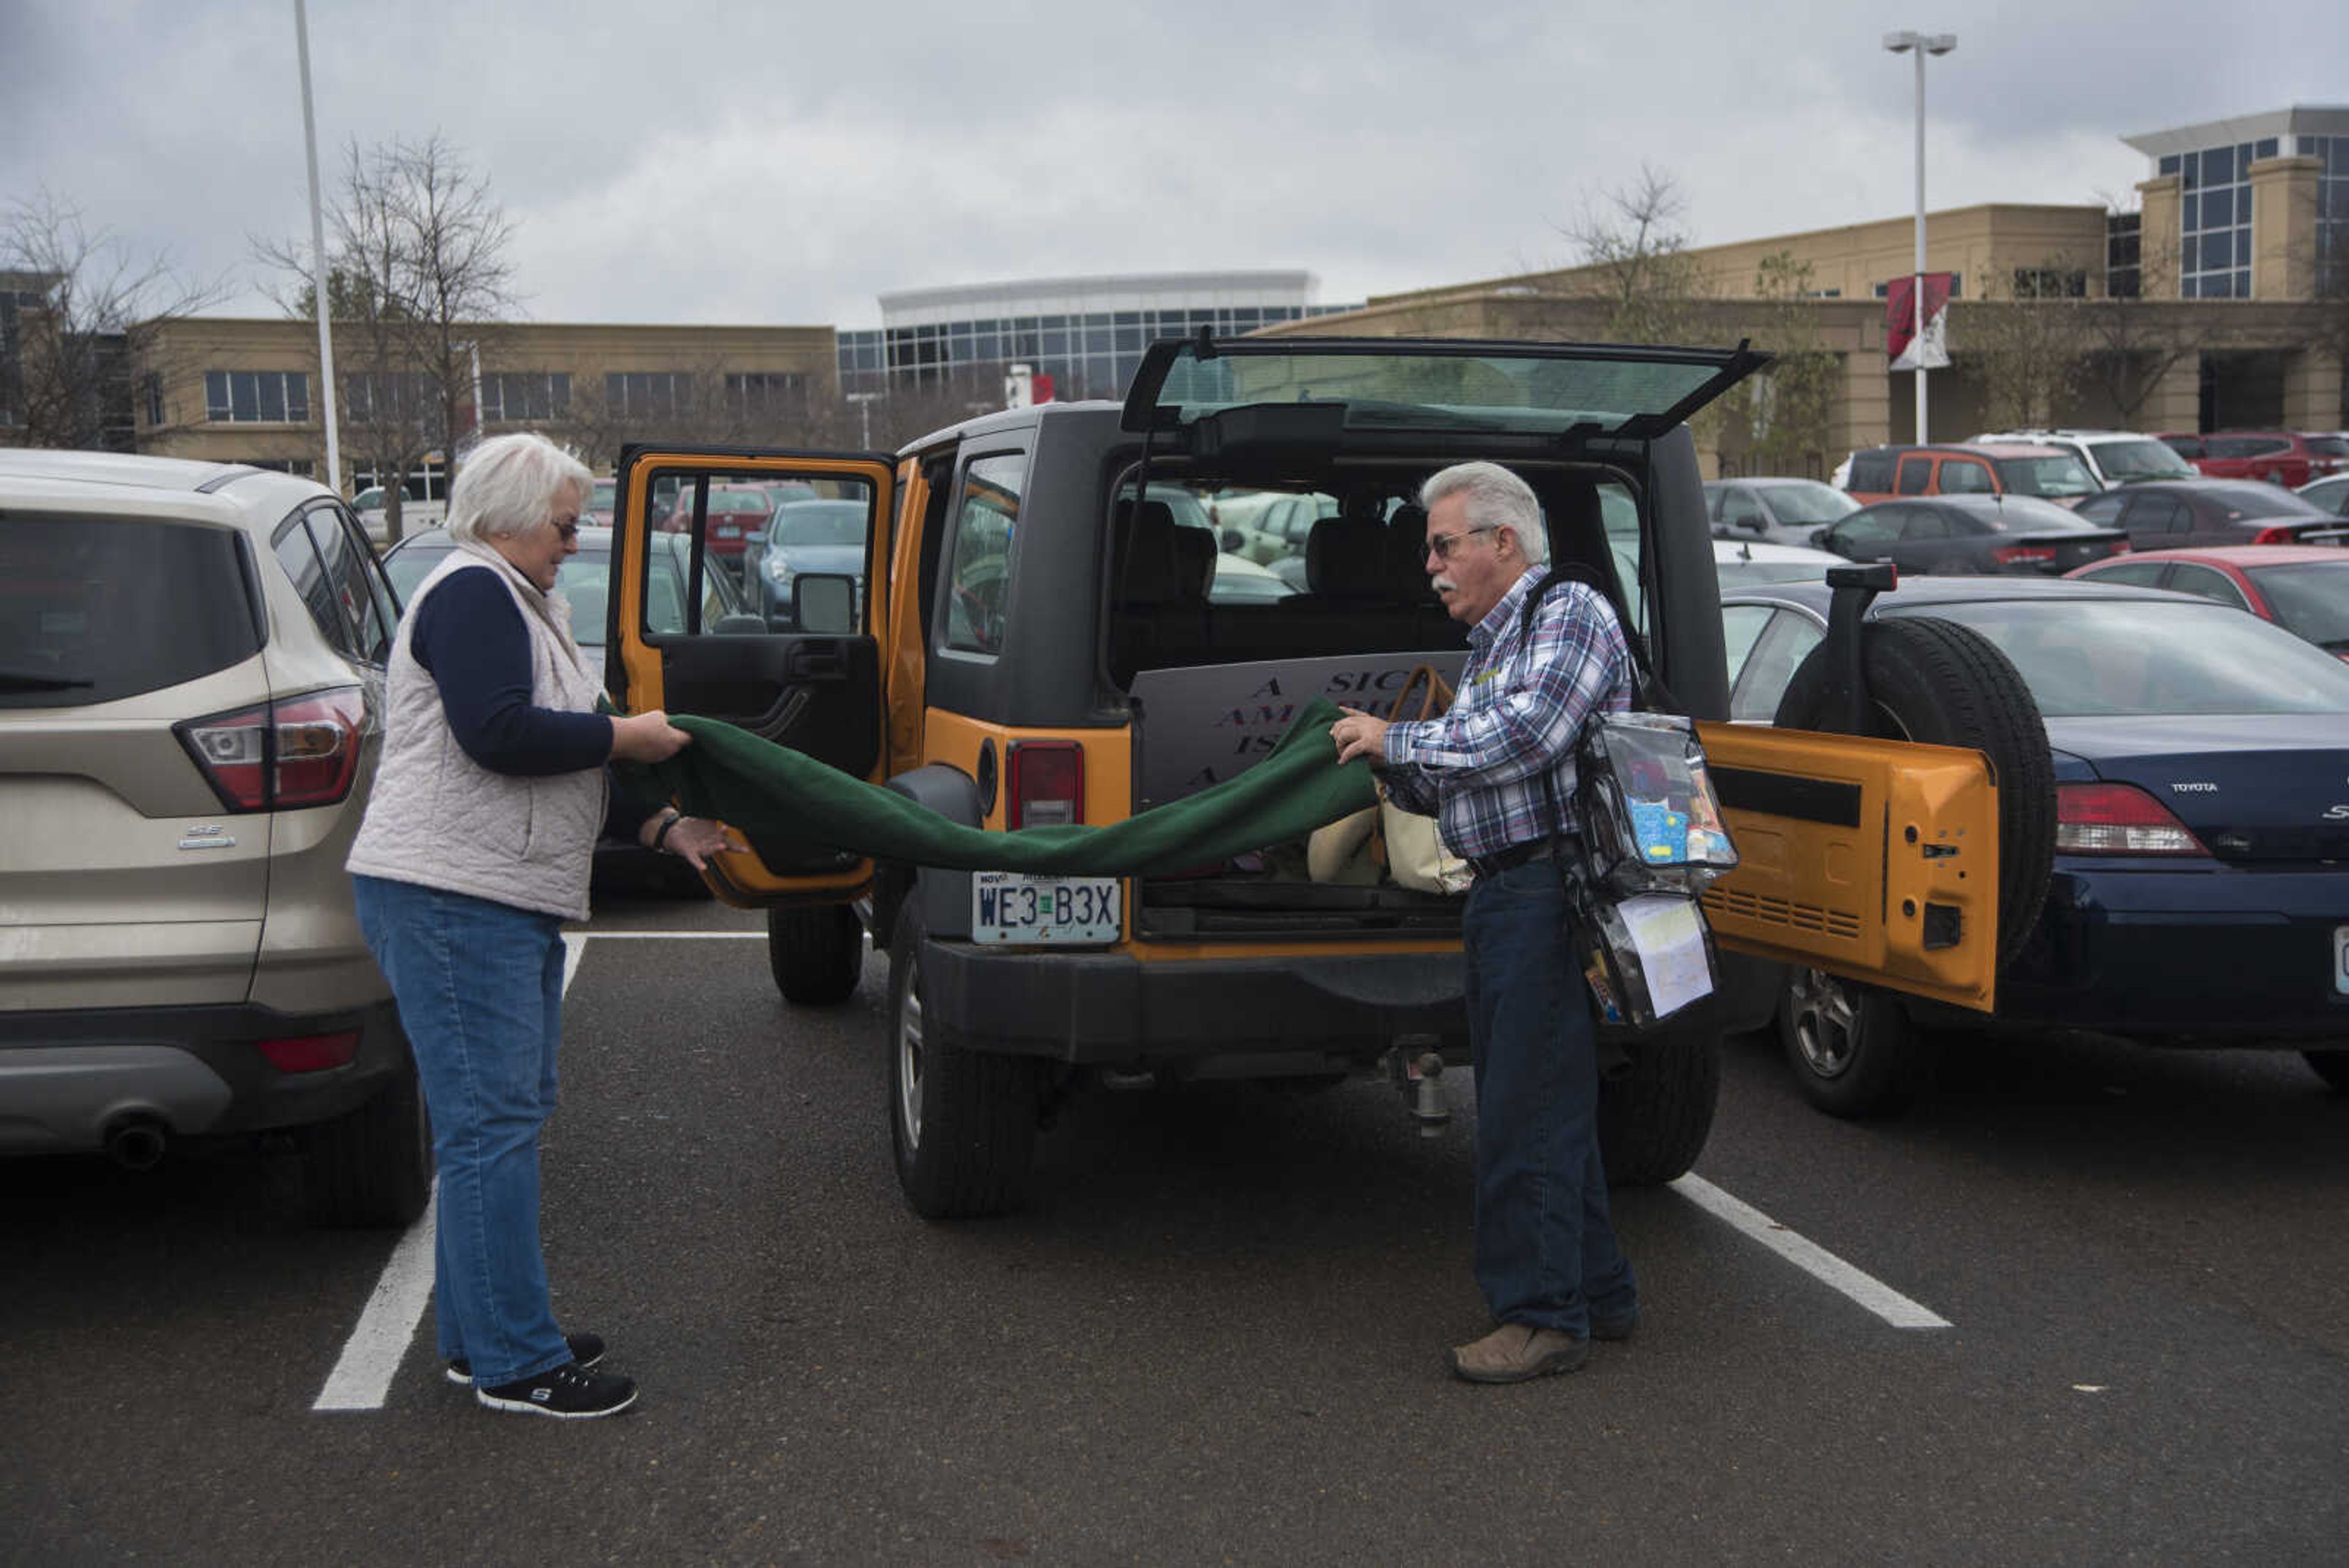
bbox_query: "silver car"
[0,451,427,1225]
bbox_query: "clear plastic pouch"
[1571,712,1739,899]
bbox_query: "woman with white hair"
[347,431,737,1419]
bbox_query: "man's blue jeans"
[1463,858,1636,1336]
[352,875,570,1388]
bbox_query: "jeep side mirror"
[793,573,857,635]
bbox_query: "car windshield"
[554,549,611,647]
[1759,482,1858,526]
[2244,562,2349,651]
[1968,496,2104,532]
[381,538,455,601]
[775,503,867,548]
[1994,453,2098,498]
[2095,439,2196,481]
[1888,598,2349,716]
[588,480,615,511]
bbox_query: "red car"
[657,483,776,562]
[2068,544,2349,660]
[2157,431,2349,489]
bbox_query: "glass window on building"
[204,370,311,424]
[2179,141,2258,300]
[2106,210,2142,299]
[605,371,692,418]
[478,371,571,423]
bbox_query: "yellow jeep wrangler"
[605,336,2013,1218]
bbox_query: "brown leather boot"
[1449,1323,1592,1384]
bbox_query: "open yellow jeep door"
[1696,723,2000,1013]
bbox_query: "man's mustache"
[1431,574,1458,593]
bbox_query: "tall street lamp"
[1883,29,1955,443]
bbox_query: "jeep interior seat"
[1109,500,1212,683]
[1382,502,1455,644]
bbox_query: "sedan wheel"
[1777,967,1937,1119]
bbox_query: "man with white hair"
[1330,459,1639,1384]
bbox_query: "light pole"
[846,390,883,450]
[1883,29,1955,443]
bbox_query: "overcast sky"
[4,1,2343,330]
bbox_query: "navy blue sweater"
[410,568,658,841]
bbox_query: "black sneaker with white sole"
[447,1331,606,1386]
[475,1360,637,1419]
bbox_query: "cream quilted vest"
[346,541,608,921]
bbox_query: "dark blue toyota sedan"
[1718,575,2349,1113]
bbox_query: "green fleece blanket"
[636,697,1376,875]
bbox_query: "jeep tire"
[1773,613,2056,966]
[297,1055,432,1228]
[887,904,1041,1219]
[767,904,865,1006]
[1596,1024,1720,1185]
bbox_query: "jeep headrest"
[1305,515,1393,600]
[1115,499,1208,606]
[1384,503,1433,599]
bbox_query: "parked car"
[1713,537,1848,593]
[1967,429,2198,489]
[595,335,2033,1218]
[756,499,870,627]
[2295,473,2349,516]
[1206,550,1296,603]
[1814,494,2129,576]
[2069,478,2337,549]
[353,484,447,543]
[2158,431,2349,488]
[2068,545,2349,659]
[1719,574,2349,1111]
[656,481,776,571]
[0,450,426,1223]
[1705,477,1860,543]
[1842,443,2101,506]
[578,476,618,527]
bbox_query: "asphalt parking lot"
[6,894,2347,1567]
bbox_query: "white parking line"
[576,931,763,938]
[313,931,599,1413]
[1670,1173,1953,1329]
[311,1180,439,1411]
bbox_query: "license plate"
[971,872,1121,945]
[2337,925,2349,995]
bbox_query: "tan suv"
[0,451,427,1225]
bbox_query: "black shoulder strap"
[1514,566,1679,715]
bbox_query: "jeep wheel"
[767,904,865,1006]
[1773,614,2055,965]
[1778,967,1938,1118]
[297,1056,432,1228]
[2302,1050,2349,1093]
[886,905,1041,1219]
[1596,1025,1720,1185]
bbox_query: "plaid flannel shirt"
[1377,567,1633,861]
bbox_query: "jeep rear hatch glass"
[0,515,260,708]
[1122,336,1765,440]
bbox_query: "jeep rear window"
[0,515,261,708]
[1129,341,1752,437]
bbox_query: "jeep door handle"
[785,644,847,682]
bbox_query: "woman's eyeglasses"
[1423,524,1497,562]
[551,518,581,544]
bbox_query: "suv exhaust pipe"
[103,1115,169,1172]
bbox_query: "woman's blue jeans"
[352,875,571,1388]
[1462,859,1636,1336]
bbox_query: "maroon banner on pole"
[1883,273,1954,369]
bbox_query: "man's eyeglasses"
[1423,524,1497,562]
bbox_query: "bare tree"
[551,359,845,475]
[2,189,228,448]
[258,134,518,541]
[1965,256,2098,432]
[1555,166,1710,345]
[1706,251,1841,476]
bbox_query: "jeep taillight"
[177,687,368,813]
[2055,782,2208,856]
[1009,740,1083,829]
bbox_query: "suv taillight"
[1008,740,1083,829]
[2055,782,2209,856]
[177,687,368,813]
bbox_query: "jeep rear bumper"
[917,938,1471,1063]
[0,997,409,1154]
